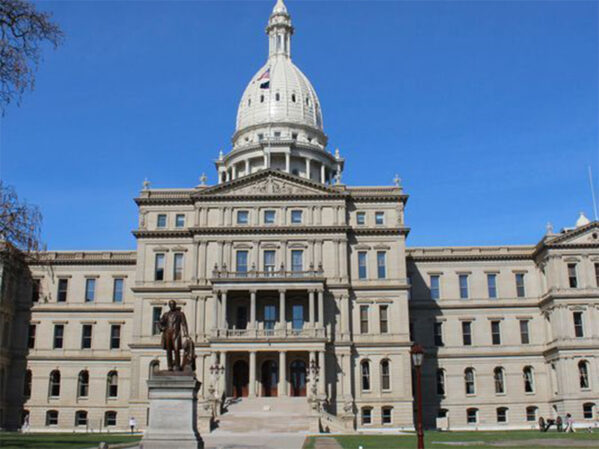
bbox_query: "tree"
[0,0,63,109]
[0,180,42,253]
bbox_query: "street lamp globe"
[410,343,424,367]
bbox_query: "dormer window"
[258,133,264,141]
[274,131,281,138]
[292,132,298,140]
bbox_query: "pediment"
[546,222,599,246]
[196,170,337,197]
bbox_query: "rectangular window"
[497,408,507,423]
[32,279,41,302]
[568,263,578,288]
[462,321,472,346]
[156,214,167,228]
[434,322,444,346]
[292,304,304,330]
[236,250,248,273]
[291,210,303,224]
[57,279,68,302]
[358,251,367,279]
[264,210,276,224]
[361,408,372,425]
[291,250,303,272]
[173,253,184,280]
[356,212,365,225]
[491,320,501,345]
[519,320,530,344]
[360,305,369,334]
[264,250,276,273]
[152,307,162,335]
[467,408,477,423]
[375,212,384,225]
[382,407,392,425]
[237,210,249,224]
[430,275,440,300]
[379,305,389,334]
[515,273,525,298]
[573,312,584,338]
[110,324,121,349]
[487,273,497,298]
[377,251,386,279]
[28,324,36,349]
[113,278,124,302]
[154,254,165,281]
[595,263,599,287]
[175,214,185,228]
[264,305,277,330]
[459,274,469,299]
[53,324,64,349]
[81,324,92,349]
[85,278,95,302]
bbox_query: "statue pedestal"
[141,372,203,449]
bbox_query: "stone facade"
[2,0,597,434]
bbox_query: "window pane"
[173,253,184,280]
[155,254,165,281]
[357,212,365,225]
[487,274,497,298]
[568,263,578,288]
[358,252,367,279]
[81,325,92,349]
[573,312,584,338]
[291,250,303,272]
[520,320,530,344]
[462,321,472,346]
[379,305,388,334]
[28,324,36,349]
[264,250,275,272]
[491,321,501,345]
[377,252,386,279]
[236,251,248,273]
[53,325,64,349]
[430,275,440,300]
[375,212,384,225]
[113,278,123,302]
[360,305,369,334]
[110,325,121,349]
[459,275,469,299]
[264,305,277,330]
[152,307,162,335]
[85,279,95,302]
[291,210,302,224]
[237,211,249,224]
[515,273,525,297]
[292,305,304,330]
[264,210,276,224]
[434,322,444,346]
[175,214,185,227]
[157,214,166,228]
[57,279,68,302]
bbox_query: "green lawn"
[0,432,141,449]
[303,430,599,449]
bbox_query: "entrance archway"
[261,360,278,397]
[290,360,306,397]
[232,360,249,398]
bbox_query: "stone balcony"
[210,327,326,340]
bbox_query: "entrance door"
[232,360,249,398]
[261,360,278,397]
[290,360,307,397]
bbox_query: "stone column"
[343,352,351,398]
[320,163,326,184]
[232,165,237,180]
[250,290,257,329]
[317,290,324,328]
[279,351,287,397]
[285,153,290,173]
[308,290,315,328]
[279,290,286,330]
[318,351,326,396]
[305,158,311,180]
[245,159,250,176]
[221,291,227,329]
[212,293,219,331]
[249,351,257,397]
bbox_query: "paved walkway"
[313,437,343,449]
[202,433,308,449]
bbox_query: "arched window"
[494,367,505,394]
[291,93,296,102]
[45,410,58,426]
[48,370,60,397]
[583,402,595,420]
[77,370,89,398]
[436,369,445,396]
[526,406,538,422]
[361,406,372,425]
[107,371,118,398]
[380,359,391,391]
[464,368,475,395]
[104,410,117,427]
[275,93,280,101]
[523,366,534,393]
[361,360,370,391]
[466,408,478,424]
[496,407,508,423]
[75,410,87,426]
[24,369,32,397]
[578,360,590,389]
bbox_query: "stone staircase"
[212,397,313,434]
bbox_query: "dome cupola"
[215,0,344,185]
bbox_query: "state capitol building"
[0,0,597,434]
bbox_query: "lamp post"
[309,359,320,398]
[209,362,225,415]
[410,344,425,449]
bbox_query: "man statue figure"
[159,299,190,371]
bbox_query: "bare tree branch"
[0,0,63,110]
[0,179,43,254]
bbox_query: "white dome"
[235,57,323,133]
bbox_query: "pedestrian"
[565,413,575,432]
[129,416,137,434]
[556,415,563,432]
[538,416,545,432]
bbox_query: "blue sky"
[1,0,597,249]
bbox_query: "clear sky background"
[1,0,598,250]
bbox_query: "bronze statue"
[159,300,195,372]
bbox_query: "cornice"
[29,251,137,266]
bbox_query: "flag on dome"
[257,68,270,89]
